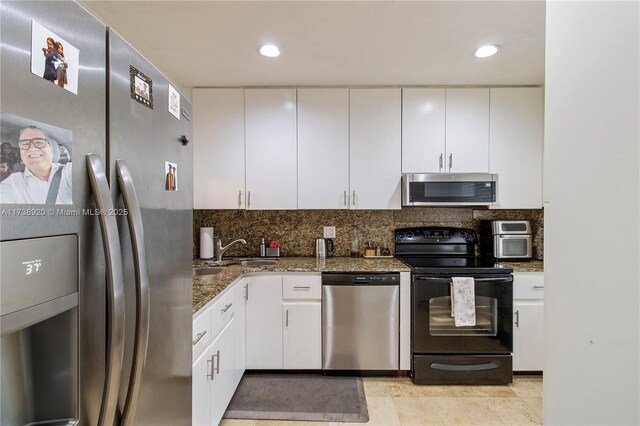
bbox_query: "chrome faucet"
[215,238,247,261]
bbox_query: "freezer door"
[107,29,193,425]
[0,2,108,425]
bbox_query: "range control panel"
[395,227,477,244]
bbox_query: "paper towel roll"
[200,227,214,259]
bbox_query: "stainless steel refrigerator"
[0,1,193,425]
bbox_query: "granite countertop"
[192,256,412,313]
[499,260,544,273]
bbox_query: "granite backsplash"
[193,208,544,260]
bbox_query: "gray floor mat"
[223,374,369,422]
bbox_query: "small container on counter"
[259,237,266,257]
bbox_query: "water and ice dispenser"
[1,235,79,426]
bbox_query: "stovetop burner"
[397,256,512,274]
[395,226,513,275]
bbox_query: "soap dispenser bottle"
[260,237,266,257]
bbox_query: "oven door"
[412,274,513,354]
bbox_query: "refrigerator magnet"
[130,65,153,109]
[164,161,177,191]
[0,112,73,205]
[168,85,180,120]
[30,21,80,95]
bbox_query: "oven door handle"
[415,277,513,283]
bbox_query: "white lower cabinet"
[233,279,247,385]
[192,279,245,426]
[245,274,323,370]
[282,303,321,369]
[282,275,322,369]
[513,272,544,371]
[245,275,284,369]
[192,318,236,426]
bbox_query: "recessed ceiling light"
[475,45,499,58]
[259,44,280,58]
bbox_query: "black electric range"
[395,226,514,385]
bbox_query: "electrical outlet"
[323,226,336,238]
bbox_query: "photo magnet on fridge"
[130,65,153,109]
[30,21,80,94]
[164,161,177,191]
[168,84,181,120]
[0,112,73,205]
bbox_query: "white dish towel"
[450,277,476,327]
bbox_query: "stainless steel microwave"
[402,173,497,206]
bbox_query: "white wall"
[544,1,639,424]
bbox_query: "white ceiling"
[80,1,546,90]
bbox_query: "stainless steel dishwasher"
[322,272,400,372]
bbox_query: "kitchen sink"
[192,267,225,276]
[237,259,278,266]
[203,260,235,267]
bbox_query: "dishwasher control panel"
[321,273,400,285]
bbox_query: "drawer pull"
[293,286,311,289]
[192,330,207,345]
[221,303,233,313]
[533,286,545,289]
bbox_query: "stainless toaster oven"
[480,220,532,260]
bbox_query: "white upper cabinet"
[193,88,245,209]
[445,88,490,173]
[402,88,489,173]
[350,88,402,209]
[490,87,544,208]
[402,88,446,173]
[245,89,298,209]
[298,88,350,209]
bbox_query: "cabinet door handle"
[293,286,310,289]
[352,190,356,206]
[344,190,347,206]
[285,309,289,327]
[449,153,453,170]
[238,190,242,208]
[533,285,545,290]
[207,355,215,380]
[214,350,220,374]
[244,284,248,301]
[514,310,520,328]
[221,303,232,313]
[247,191,251,209]
[439,154,443,171]
[192,330,207,345]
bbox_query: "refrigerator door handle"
[86,154,126,426]
[116,160,151,426]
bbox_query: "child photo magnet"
[164,161,177,191]
[30,21,80,94]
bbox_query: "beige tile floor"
[220,375,543,426]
